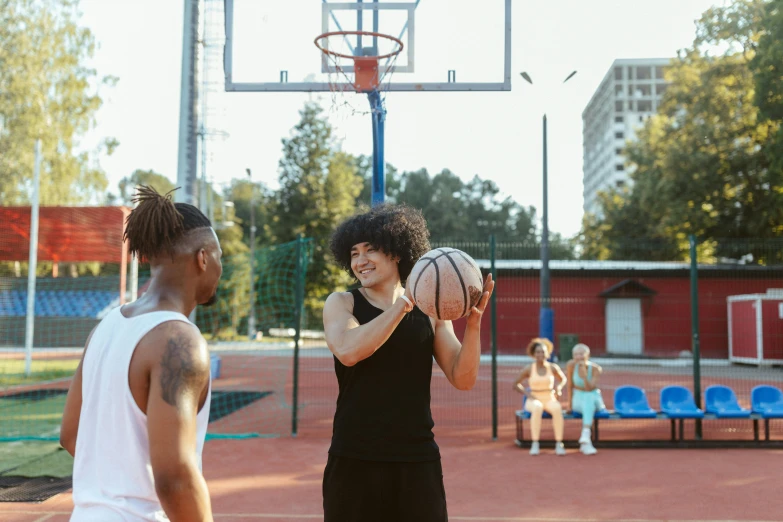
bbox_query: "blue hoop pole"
[368,89,386,206]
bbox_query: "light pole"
[247,168,257,340]
[520,70,577,356]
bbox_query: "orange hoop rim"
[314,31,404,62]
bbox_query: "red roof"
[0,206,131,263]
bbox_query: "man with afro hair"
[321,203,494,522]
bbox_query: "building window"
[615,116,623,123]
[656,83,668,95]
[615,84,623,94]
[615,148,623,155]
[632,84,652,96]
[615,132,624,139]
[616,180,626,188]
[615,164,625,171]
[638,100,652,111]
[615,101,624,111]
[636,66,652,80]
[656,66,666,79]
[615,66,623,80]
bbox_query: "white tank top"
[71,307,211,521]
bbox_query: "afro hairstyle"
[527,337,553,357]
[330,203,431,283]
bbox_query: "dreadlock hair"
[124,186,212,261]
[330,203,431,283]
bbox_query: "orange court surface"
[1,428,781,521]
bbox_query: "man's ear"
[196,248,208,273]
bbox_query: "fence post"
[490,235,498,441]
[689,234,702,439]
[292,235,305,437]
[24,139,43,377]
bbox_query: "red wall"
[456,273,781,359]
[762,299,783,360]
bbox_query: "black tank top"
[328,289,440,462]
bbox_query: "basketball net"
[316,32,402,117]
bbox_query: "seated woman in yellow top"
[512,338,567,456]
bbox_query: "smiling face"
[350,242,400,288]
[573,344,590,364]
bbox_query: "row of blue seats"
[613,385,783,419]
[517,385,783,444]
[0,290,116,318]
[521,385,783,420]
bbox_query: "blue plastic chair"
[660,386,704,419]
[751,386,783,419]
[705,385,750,418]
[614,386,657,418]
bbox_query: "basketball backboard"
[223,0,512,92]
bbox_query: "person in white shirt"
[60,186,223,521]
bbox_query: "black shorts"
[322,454,448,522]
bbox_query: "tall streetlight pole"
[247,168,257,340]
[520,70,577,356]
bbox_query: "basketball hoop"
[314,31,404,93]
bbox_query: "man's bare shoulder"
[141,321,209,407]
[324,291,355,311]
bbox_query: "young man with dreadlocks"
[61,186,222,522]
[321,204,494,522]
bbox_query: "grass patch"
[0,359,79,387]
[0,396,66,439]
[0,442,72,478]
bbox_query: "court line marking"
[1,513,775,522]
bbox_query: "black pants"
[323,454,448,522]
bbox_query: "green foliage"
[356,161,576,259]
[750,0,783,173]
[0,0,116,205]
[581,0,783,263]
[113,169,175,205]
[268,103,362,317]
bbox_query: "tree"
[355,156,402,204]
[0,0,117,205]
[580,0,783,263]
[750,0,783,173]
[113,169,175,205]
[271,103,363,319]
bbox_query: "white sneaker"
[579,428,592,445]
[529,442,540,456]
[580,442,598,455]
[555,442,567,456]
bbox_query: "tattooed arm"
[145,321,213,522]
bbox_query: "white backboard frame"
[320,2,416,74]
[223,0,512,92]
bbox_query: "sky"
[76,0,725,239]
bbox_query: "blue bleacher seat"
[751,385,783,419]
[705,385,750,418]
[614,386,658,418]
[0,288,117,318]
[660,386,704,419]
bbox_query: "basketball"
[407,247,484,320]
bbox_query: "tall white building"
[582,58,672,217]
